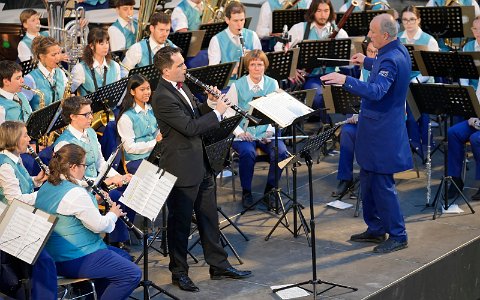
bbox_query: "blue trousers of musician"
[303,77,328,123]
[447,120,480,180]
[55,246,141,300]
[185,49,209,69]
[126,159,142,174]
[32,249,57,300]
[108,187,136,243]
[232,140,288,191]
[406,105,431,159]
[360,168,407,242]
[338,123,357,181]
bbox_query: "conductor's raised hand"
[320,72,347,85]
[351,53,366,66]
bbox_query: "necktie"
[252,84,261,93]
[176,82,183,90]
[12,94,21,106]
[126,22,134,33]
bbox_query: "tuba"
[136,0,158,42]
[282,0,302,9]
[202,0,234,24]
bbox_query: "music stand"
[168,30,205,58]
[408,83,478,219]
[417,6,474,41]
[271,9,307,34]
[129,63,161,92]
[185,62,235,95]
[199,17,252,49]
[19,59,37,77]
[238,48,299,81]
[272,123,357,299]
[414,51,480,82]
[297,39,351,72]
[335,10,393,37]
[84,76,129,113]
[404,44,428,73]
[26,101,62,151]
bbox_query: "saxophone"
[22,84,45,108]
[58,64,73,100]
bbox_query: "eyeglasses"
[75,111,94,118]
[402,18,418,24]
[366,49,378,55]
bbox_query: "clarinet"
[184,73,262,125]
[239,32,246,57]
[26,145,50,175]
[83,177,144,239]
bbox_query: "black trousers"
[166,169,230,276]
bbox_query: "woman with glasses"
[53,96,133,249]
[0,121,56,299]
[398,5,439,160]
[35,143,141,300]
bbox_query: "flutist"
[152,46,252,293]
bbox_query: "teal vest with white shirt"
[398,30,435,80]
[0,93,32,122]
[27,68,65,111]
[303,22,335,75]
[123,107,158,161]
[78,60,119,96]
[111,19,138,49]
[177,0,201,31]
[20,31,49,56]
[0,154,34,204]
[35,180,106,262]
[344,0,389,11]
[138,38,175,67]
[217,28,255,64]
[267,0,309,10]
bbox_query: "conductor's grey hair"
[379,14,398,39]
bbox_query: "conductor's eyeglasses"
[75,111,94,118]
[401,18,417,24]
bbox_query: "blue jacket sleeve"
[363,57,374,71]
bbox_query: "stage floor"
[128,124,480,300]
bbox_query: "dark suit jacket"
[151,77,220,187]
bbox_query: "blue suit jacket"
[343,39,413,174]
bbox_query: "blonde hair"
[0,121,25,152]
[31,36,59,62]
[243,49,269,70]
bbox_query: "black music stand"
[129,64,160,92]
[271,9,307,34]
[238,48,299,82]
[168,30,205,58]
[408,83,478,219]
[84,76,129,114]
[297,39,351,74]
[19,59,37,76]
[404,44,428,73]
[272,124,357,299]
[335,10,390,37]
[199,17,252,49]
[26,101,62,151]
[185,62,235,95]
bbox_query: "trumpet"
[84,176,144,240]
[27,145,50,176]
[185,73,262,125]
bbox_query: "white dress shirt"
[70,58,121,92]
[56,176,118,234]
[17,32,40,62]
[339,2,389,12]
[273,21,348,51]
[171,0,203,32]
[0,88,23,124]
[54,125,120,183]
[22,62,67,102]
[108,17,130,52]
[208,28,262,65]
[122,37,167,70]
[0,150,41,205]
[426,0,480,16]
[117,103,159,162]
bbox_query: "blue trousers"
[338,123,357,181]
[360,168,407,242]
[32,249,57,300]
[448,120,480,180]
[55,246,141,300]
[405,104,431,159]
[108,187,136,243]
[232,140,288,191]
[185,50,209,69]
[126,160,142,174]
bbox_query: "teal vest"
[54,127,100,178]
[361,68,370,82]
[236,75,277,139]
[123,108,158,161]
[20,31,49,57]
[84,0,107,4]
[138,39,175,67]
[303,22,335,75]
[398,30,435,80]
[462,40,479,90]
[268,0,309,9]
[0,154,34,204]
[28,68,65,111]
[0,93,32,122]
[79,60,119,96]
[217,28,255,64]
[178,0,201,31]
[111,19,138,49]
[35,180,106,262]
[344,0,389,11]
[433,0,472,5]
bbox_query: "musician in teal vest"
[54,96,133,248]
[0,121,56,300]
[339,0,390,12]
[0,61,32,124]
[23,36,67,111]
[71,27,121,96]
[172,0,203,32]
[122,12,176,70]
[18,9,49,62]
[35,143,141,299]
[398,5,440,160]
[221,50,288,209]
[108,0,137,52]
[208,1,262,78]
[75,0,109,10]
[117,74,161,174]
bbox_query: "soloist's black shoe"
[332,180,353,197]
[373,239,408,253]
[209,266,253,280]
[172,274,199,292]
[350,231,386,244]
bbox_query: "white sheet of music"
[0,203,53,264]
[120,160,177,222]
[248,90,314,128]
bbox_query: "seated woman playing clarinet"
[117,74,162,174]
[35,143,141,300]
[0,121,56,300]
[71,27,122,96]
[222,49,288,209]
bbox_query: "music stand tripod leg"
[219,230,243,265]
[218,207,249,241]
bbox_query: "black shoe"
[448,177,464,199]
[242,192,255,210]
[172,274,199,292]
[209,266,252,280]
[350,231,386,243]
[471,188,480,201]
[332,180,353,197]
[373,239,408,253]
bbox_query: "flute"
[26,145,50,175]
[233,135,309,142]
[84,177,144,239]
[185,73,262,125]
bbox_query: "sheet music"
[0,206,52,264]
[249,91,314,128]
[120,160,177,221]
